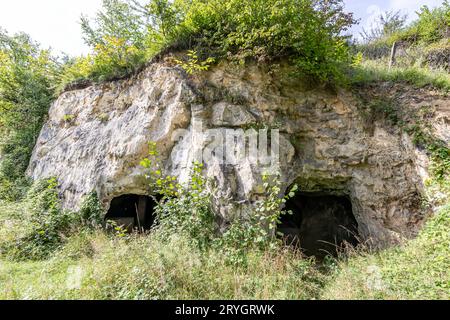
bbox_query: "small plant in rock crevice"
[174,50,215,75]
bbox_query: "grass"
[323,204,450,300]
[351,60,450,93]
[0,199,449,300]
[0,228,324,300]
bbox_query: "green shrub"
[3,178,70,260]
[400,1,450,44]
[140,143,299,265]
[140,143,217,250]
[154,162,216,250]
[0,30,59,201]
[174,50,215,75]
[54,56,96,93]
[61,0,356,86]
[0,178,104,260]
[78,192,104,227]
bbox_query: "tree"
[80,0,150,81]
[361,10,408,43]
[70,0,357,84]
[0,29,59,200]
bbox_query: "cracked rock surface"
[28,61,449,247]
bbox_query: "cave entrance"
[278,192,359,258]
[105,194,158,232]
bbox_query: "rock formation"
[27,59,449,248]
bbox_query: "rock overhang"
[27,60,444,248]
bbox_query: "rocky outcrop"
[27,60,449,247]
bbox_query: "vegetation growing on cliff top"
[61,0,356,87]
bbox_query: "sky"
[0,0,445,56]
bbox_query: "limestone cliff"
[27,59,449,247]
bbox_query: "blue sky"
[345,0,443,39]
[0,0,444,56]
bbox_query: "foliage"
[216,174,298,265]
[62,114,75,124]
[0,178,104,260]
[79,0,151,82]
[78,192,104,227]
[141,143,215,250]
[174,50,215,75]
[177,0,355,83]
[59,0,356,86]
[0,29,60,200]
[399,1,450,44]
[55,55,94,93]
[140,143,298,259]
[351,60,450,92]
[154,162,216,250]
[2,178,69,259]
[360,10,407,43]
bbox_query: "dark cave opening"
[105,194,158,232]
[278,192,360,258]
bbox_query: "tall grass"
[351,60,450,92]
[322,205,450,300]
[0,228,325,300]
[0,199,449,300]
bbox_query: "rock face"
[27,60,448,247]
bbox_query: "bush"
[400,1,450,44]
[80,0,152,81]
[0,30,59,200]
[61,0,356,86]
[140,143,299,265]
[1,178,68,259]
[0,178,104,260]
